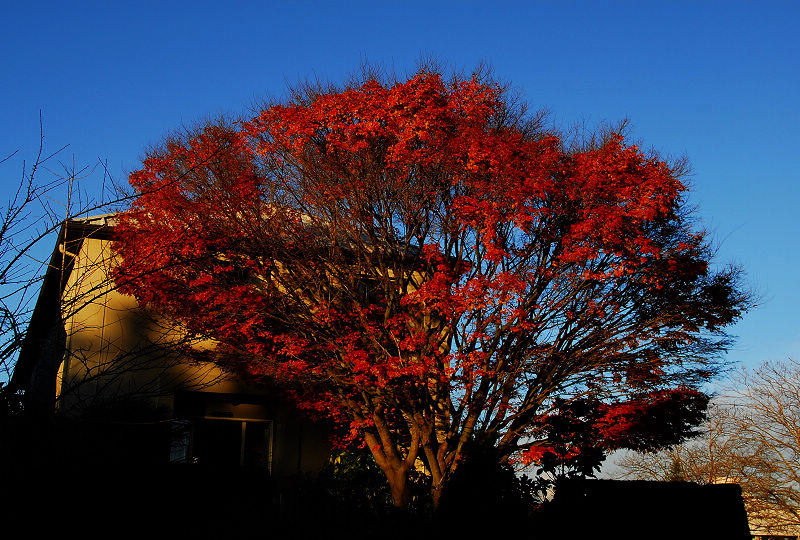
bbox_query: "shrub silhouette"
[437,441,536,530]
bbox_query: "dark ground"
[1,418,752,539]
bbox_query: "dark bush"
[437,442,537,532]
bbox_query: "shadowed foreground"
[2,420,751,539]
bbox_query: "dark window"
[243,421,270,470]
[193,419,243,468]
[170,418,272,472]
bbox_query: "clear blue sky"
[2,1,798,374]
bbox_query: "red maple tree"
[113,69,749,507]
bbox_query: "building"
[11,215,331,477]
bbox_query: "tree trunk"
[385,467,411,508]
[431,483,444,509]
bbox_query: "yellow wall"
[58,233,244,416]
[53,224,330,474]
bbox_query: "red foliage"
[113,69,748,504]
[518,388,709,477]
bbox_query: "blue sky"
[2,1,798,374]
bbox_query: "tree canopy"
[113,68,750,507]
